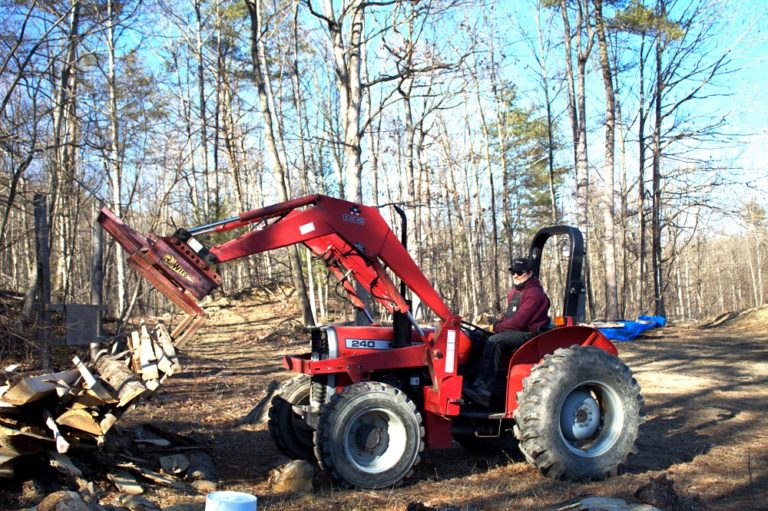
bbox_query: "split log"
[93,353,147,408]
[107,471,144,495]
[0,446,20,477]
[139,327,159,384]
[72,357,116,404]
[43,409,70,454]
[153,339,174,377]
[2,369,79,406]
[48,452,83,478]
[129,331,142,373]
[155,324,181,373]
[100,412,119,435]
[56,409,102,437]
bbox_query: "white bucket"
[205,491,257,511]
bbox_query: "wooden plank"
[139,326,159,382]
[3,369,79,406]
[118,462,187,490]
[56,409,102,437]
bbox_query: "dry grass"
[5,295,768,510]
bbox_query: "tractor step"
[459,410,506,420]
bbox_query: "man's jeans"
[473,330,532,390]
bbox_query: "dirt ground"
[8,292,768,510]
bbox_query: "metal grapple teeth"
[97,208,222,345]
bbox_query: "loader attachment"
[97,208,222,345]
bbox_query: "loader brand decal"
[299,222,316,235]
[343,206,365,225]
[345,338,391,350]
[162,254,191,280]
[445,330,456,373]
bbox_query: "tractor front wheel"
[268,375,315,460]
[513,346,643,480]
[314,382,424,489]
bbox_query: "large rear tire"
[314,381,424,489]
[513,346,643,480]
[268,375,315,460]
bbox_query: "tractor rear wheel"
[513,346,643,480]
[314,381,424,489]
[268,375,315,460]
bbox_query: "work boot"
[463,379,492,407]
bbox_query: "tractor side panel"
[331,326,430,358]
[503,326,618,417]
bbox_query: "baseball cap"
[509,257,532,275]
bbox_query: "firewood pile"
[0,322,217,502]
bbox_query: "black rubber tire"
[513,346,643,480]
[268,375,315,460]
[313,381,424,489]
[453,433,521,458]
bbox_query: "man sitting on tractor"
[464,257,551,406]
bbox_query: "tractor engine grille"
[309,328,330,408]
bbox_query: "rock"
[190,479,217,494]
[159,454,189,474]
[547,496,661,511]
[118,494,161,511]
[268,459,313,494]
[187,450,218,481]
[37,491,89,511]
[20,479,47,505]
[406,503,438,511]
[634,474,683,509]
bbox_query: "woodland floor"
[4,291,768,510]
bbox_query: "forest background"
[2,0,767,348]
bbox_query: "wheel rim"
[557,381,624,458]
[343,407,407,474]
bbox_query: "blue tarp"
[597,315,667,341]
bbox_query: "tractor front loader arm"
[99,195,469,419]
[206,195,451,322]
[98,194,452,340]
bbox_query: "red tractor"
[99,194,643,489]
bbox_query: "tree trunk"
[652,25,665,318]
[594,0,618,319]
[245,0,314,326]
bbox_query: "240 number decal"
[345,339,392,350]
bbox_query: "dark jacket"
[493,277,550,333]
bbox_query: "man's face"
[513,270,532,286]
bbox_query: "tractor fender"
[503,326,618,417]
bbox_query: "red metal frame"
[502,326,617,417]
[208,195,451,320]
